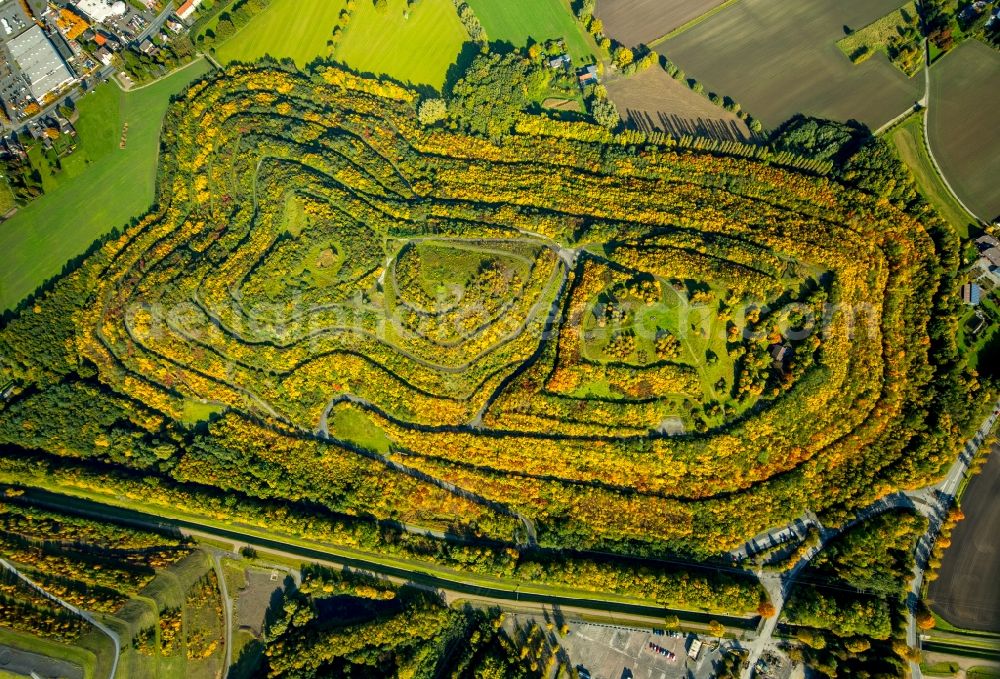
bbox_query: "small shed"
[962,283,982,305]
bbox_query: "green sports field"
[465,0,597,61]
[333,0,468,90]
[214,0,346,66]
[0,59,213,311]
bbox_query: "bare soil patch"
[606,67,752,141]
[596,0,727,45]
[930,443,1000,632]
[661,0,923,129]
[234,568,286,637]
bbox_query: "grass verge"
[888,114,978,238]
[0,627,96,679]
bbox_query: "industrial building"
[6,24,75,102]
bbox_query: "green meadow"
[0,60,213,311]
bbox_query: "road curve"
[0,558,121,679]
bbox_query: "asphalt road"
[14,487,755,631]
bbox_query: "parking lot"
[506,615,721,679]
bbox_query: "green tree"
[417,98,448,125]
[589,97,619,130]
[449,52,549,138]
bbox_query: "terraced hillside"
[0,65,975,560]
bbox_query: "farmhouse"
[578,64,598,86]
[5,25,75,102]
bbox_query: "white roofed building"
[73,0,127,24]
[6,24,75,102]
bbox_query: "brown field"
[661,0,924,130]
[930,444,1000,632]
[595,0,727,45]
[606,66,752,140]
[927,39,1000,222]
[542,97,583,112]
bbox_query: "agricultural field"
[929,444,1000,633]
[0,63,975,571]
[889,115,979,238]
[661,0,924,129]
[333,0,468,90]
[595,0,728,46]
[0,59,213,312]
[465,0,597,61]
[605,65,751,140]
[213,0,347,66]
[836,1,922,76]
[927,39,1000,222]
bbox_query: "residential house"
[94,45,112,65]
[548,54,570,69]
[176,0,203,21]
[578,64,598,87]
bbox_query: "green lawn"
[214,0,346,66]
[889,115,978,238]
[465,0,597,62]
[0,59,213,311]
[334,0,468,90]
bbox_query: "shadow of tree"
[621,107,755,142]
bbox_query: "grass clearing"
[0,59,213,312]
[213,0,346,66]
[180,400,226,424]
[465,0,597,62]
[836,1,921,76]
[333,0,468,90]
[927,39,1000,222]
[889,115,978,238]
[661,0,923,129]
[330,407,392,454]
